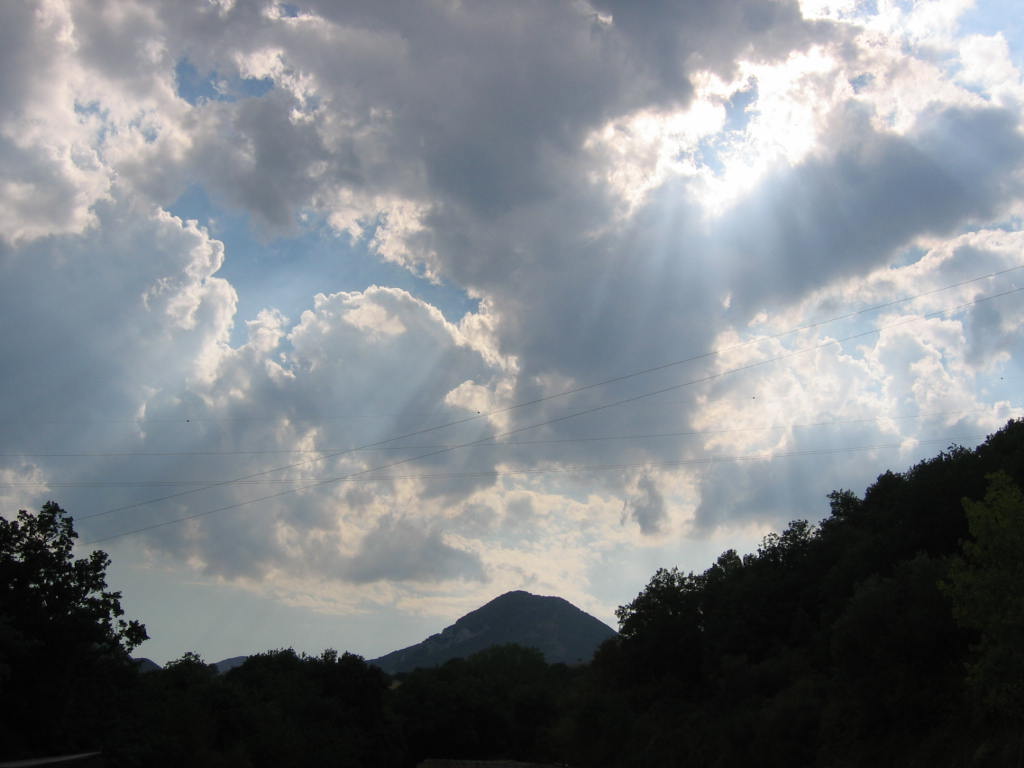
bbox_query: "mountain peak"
[370,591,616,675]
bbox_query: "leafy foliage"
[945,472,1024,719]
[0,502,148,759]
[390,643,572,764]
[128,648,395,768]
[572,420,1024,767]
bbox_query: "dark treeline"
[2,420,1023,767]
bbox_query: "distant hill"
[212,655,248,674]
[132,655,249,674]
[133,657,161,673]
[370,590,616,674]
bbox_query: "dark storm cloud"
[721,103,1024,314]
[964,283,1024,366]
[592,0,828,84]
[189,93,339,231]
[0,3,45,114]
[115,0,833,228]
[341,515,486,584]
[624,474,667,535]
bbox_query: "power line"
[4,405,992,464]
[81,433,988,543]
[6,263,1020,427]
[80,284,1024,541]
[14,432,988,489]
[364,434,987,483]
[70,267,1024,522]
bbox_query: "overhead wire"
[5,263,1020,428]
[0,405,991,460]
[66,265,1024,522]
[80,283,1024,543]
[10,434,977,493]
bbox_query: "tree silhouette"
[946,472,1024,718]
[0,501,147,758]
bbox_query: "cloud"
[0,194,234,444]
[719,102,1024,315]
[62,0,831,237]
[591,0,832,85]
[0,3,111,243]
[340,515,486,584]
[624,474,667,535]
[1,0,1023,650]
[72,280,508,583]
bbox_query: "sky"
[2,0,1023,665]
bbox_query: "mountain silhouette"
[212,655,248,674]
[369,590,616,674]
[133,657,161,674]
[132,655,248,674]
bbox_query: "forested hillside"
[575,419,1024,767]
[3,420,1023,767]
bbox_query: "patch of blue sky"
[959,0,1023,68]
[73,100,112,147]
[991,213,1024,233]
[128,115,159,144]
[174,57,274,107]
[73,100,106,117]
[890,244,927,269]
[690,83,756,175]
[723,81,758,134]
[693,139,726,175]
[858,0,878,16]
[169,185,480,347]
[987,358,1024,400]
[825,0,878,22]
[848,73,874,94]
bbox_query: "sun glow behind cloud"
[587,42,864,221]
[586,0,1024,226]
